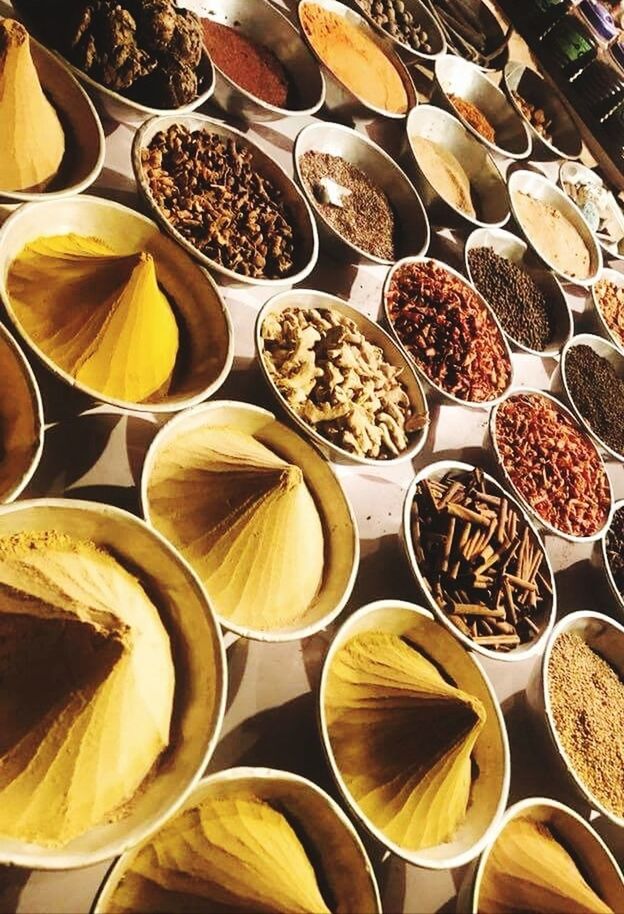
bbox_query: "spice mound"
[0,18,65,193]
[411,468,551,653]
[494,393,611,538]
[142,125,296,279]
[299,151,396,261]
[594,277,624,349]
[479,816,614,914]
[562,173,624,251]
[0,334,39,502]
[385,260,511,402]
[412,137,476,218]
[512,191,591,280]
[104,790,332,914]
[606,505,624,600]
[147,424,324,632]
[356,0,433,52]
[448,94,496,144]
[565,344,624,456]
[468,247,555,351]
[300,2,407,114]
[261,306,425,459]
[548,632,624,819]
[325,630,486,850]
[7,233,180,404]
[0,531,175,847]
[512,91,553,144]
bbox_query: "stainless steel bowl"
[465,226,573,357]
[294,121,430,265]
[405,105,510,228]
[196,0,325,120]
[346,0,446,63]
[433,54,531,160]
[508,170,602,286]
[503,61,582,161]
[559,161,624,259]
[423,0,510,71]
[133,114,319,288]
[600,498,624,620]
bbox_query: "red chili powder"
[202,19,291,108]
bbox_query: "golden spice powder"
[412,137,476,218]
[0,334,38,501]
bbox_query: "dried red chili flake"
[385,260,511,403]
[495,392,611,538]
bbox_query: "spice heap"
[0,19,65,193]
[147,424,324,632]
[299,151,396,261]
[606,505,624,598]
[7,233,179,404]
[0,334,39,502]
[512,91,553,143]
[479,816,614,913]
[201,19,292,109]
[0,531,175,846]
[142,125,296,279]
[468,247,555,351]
[411,469,551,652]
[385,260,511,402]
[325,630,486,849]
[562,173,624,251]
[104,791,331,913]
[548,632,624,819]
[512,191,591,280]
[594,277,624,349]
[565,344,624,456]
[495,393,611,538]
[356,0,433,52]
[448,94,496,143]
[299,2,408,114]
[262,307,424,459]
[411,137,476,218]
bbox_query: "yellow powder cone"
[325,630,486,850]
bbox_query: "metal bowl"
[298,0,417,121]
[255,288,430,467]
[425,0,510,72]
[489,387,614,544]
[560,161,624,259]
[293,121,430,266]
[133,113,319,288]
[0,498,226,869]
[526,611,624,829]
[195,0,325,120]
[508,170,602,286]
[600,498,624,620]
[405,105,510,228]
[401,460,557,664]
[433,55,531,160]
[346,0,446,63]
[141,400,359,642]
[318,600,510,869]
[503,61,582,161]
[465,227,573,357]
[382,256,514,408]
[0,195,234,413]
[592,267,624,356]
[93,767,382,914]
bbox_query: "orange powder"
[300,2,407,114]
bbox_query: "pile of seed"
[358,0,433,51]
[565,344,624,456]
[548,632,624,819]
[606,505,624,597]
[467,247,554,351]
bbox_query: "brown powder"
[0,334,39,501]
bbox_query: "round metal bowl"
[433,54,531,160]
[458,797,624,913]
[600,498,624,620]
[346,0,446,63]
[0,195,234,413]
[297,0,417,121]
[382,255,514,408]
[255,288,430,467]
[489,387,614,544]
[93,767,382,913]
[141,400,359,642]
[198,0,326,121]
[560,161,624,259]
[592,267,624,356]
[526,611,624,830]
[465,227,573,357]
[401,460,557,664]
[318,600,511,869]
[133,113,319,288]
[508,170,602,286]
[428,0,510,72]
[0,498,227,869]
[405,105,510,229]
[293,121,430,266]
[503,61,582,161]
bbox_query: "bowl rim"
[382,254,515,408]
[489,387,615,544]
[140,398,360,643]
[592,267,624,356]
[0,194,235,413]
[255,287,431,467]
[317,598,511,869]
[601,497,624,617]
[558,161,624,259]
[348,0,447,61]
[132,112,320,287]
[292,120,431,266]
[401,459,557,663]
[0,496,228,870]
